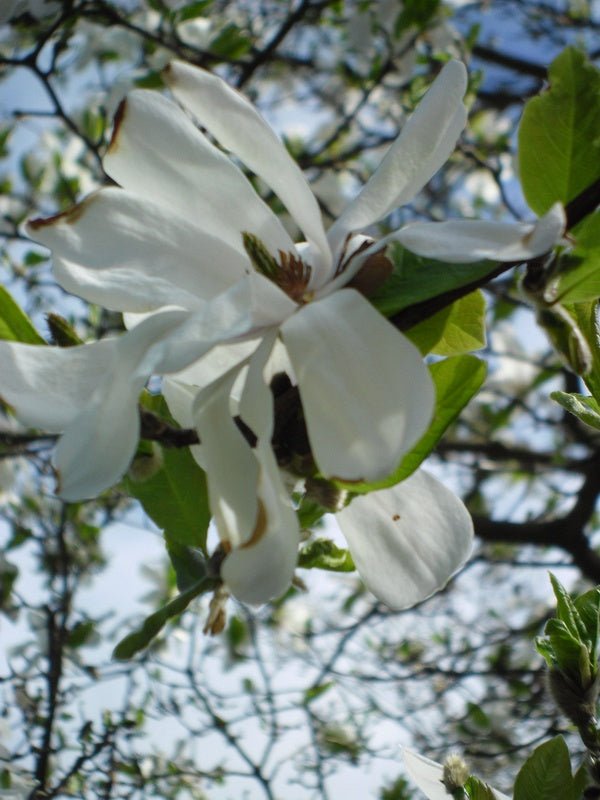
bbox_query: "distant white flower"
[0,0,60,24]
[0,742,36,800]
[403,749,510,800]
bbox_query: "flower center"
[242,232,312,303]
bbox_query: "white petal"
[221,443,300,605]
[55,310,190,501]
[238,331,278,441]
[337,470,473,609]
[104,89,294,258]
[164,61,331,274]
[392,202,566,263]
[193,368,259,548]
[281,290,434,481]
[328,61,468,257]
[150,273,295,375]
[27,188,249,310]
[402,750,450,800]
[54,373,141,501]
[403,750,510,800]
[0,338,115,431]
[163,339,260,427]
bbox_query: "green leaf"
[464,777,499,800]
[518,46,600,215]
[209,23,252,58]
[513,737,576,800]
[296,496,327,529]
[177,0,212,22]
[551,390,600,430]
[565,301,600,399]
[406,291,486,355]
[550,573,588,641]
[370,243,498,318]
[550,211,600,304]
[394,0,441,34]
[166,541,209,592]
[298,539,355,572]
[574,586,600,668]
[338,355,486,493]
[124,445,210,552]
[0,287,45,344]
[303,681,334,705]
[113,577,215,660]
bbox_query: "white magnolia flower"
[164,345,473,605]
[1,59,560,604]
[403,749,511,800]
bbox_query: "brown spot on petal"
[162,62,174,86]
[392,514,400,521]
[241,501,268,549]
[347,249,393,297]
[107,98,128,154]
[28,196,92,231]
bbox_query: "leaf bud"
[127,442,164,483]
[547,668,600,730]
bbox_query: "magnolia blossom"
[163,344,473,605]
[2,59,562,605]
[403,750,510,800]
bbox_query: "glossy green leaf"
[551,390,600,430]
[370,243,497,318]
[339,355,486,493]
[550,211,600,304]
[518,46,600,215]
[113,576,216,660]
[406,290,486,355]
[0,287,45,345]
[298,539,355,572]
[124,443,210,554]
[513,737,576,800]
[550,252,600,304]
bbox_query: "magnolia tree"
[0,0,600,798]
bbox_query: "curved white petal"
[193,368,259,548]
[328,61,468,260]
[403,750,510,800]
[337,470,473,609]
[238,331,278,440]
[164,61,331,275]
[55,310,190,501]
[150,273,295,375]
[221,443,300,605]
[54,373,141,501]
[281,289,434,481]
[0,338,115,431]
[392,202,566,263]
[164,339,260,417]
[26,188,249,310]
[103,89,294,259]
[402,750,451,800]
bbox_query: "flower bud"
[442,753,470,793]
